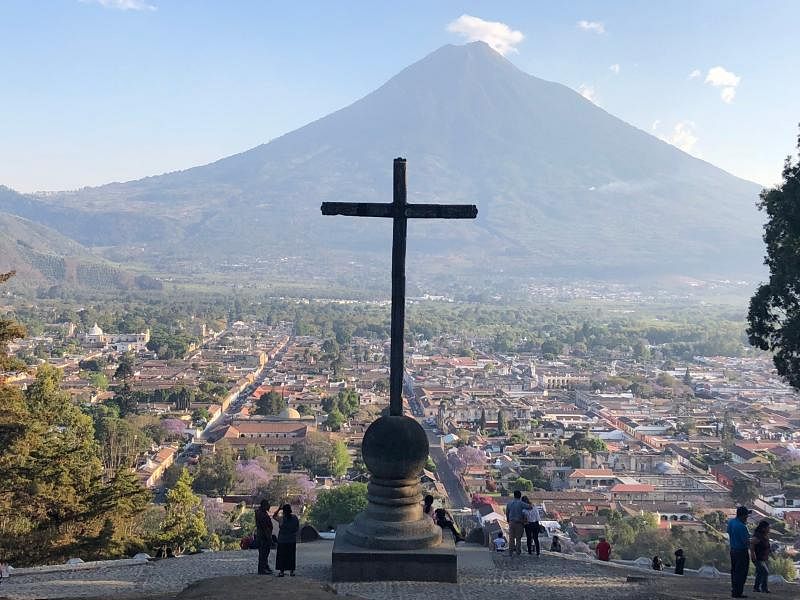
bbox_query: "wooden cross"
[321,158,478,417]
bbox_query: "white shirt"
[523,506,541,523]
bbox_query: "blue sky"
[1,1,797,192]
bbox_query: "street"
[424,425,470,509]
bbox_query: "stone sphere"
[361,415,429,479]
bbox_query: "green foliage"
[159,468,207,554]
[114,353,135,380]
[566,432,607,454]
[769,555,798,582]
[88,371,109,390]
[255,391,285,416]
[307,484,367,530]
[325,407,345,431]
[497,409,507,435]
[328,439,352,478]
[192,448,236,497]
[321,389,360,419]
[748,134,800,389]
[513,476,533,491]
[0,364,149,565]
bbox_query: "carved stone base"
[331,530,457,583]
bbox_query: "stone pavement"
[0,542,795,600]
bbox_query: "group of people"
[649,549,685,574]
[728,505,773,597]
[253,500,300,577]
[504,491,543,556]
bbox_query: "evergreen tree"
[748,132,800,389]
[479,408,487,431]
[159,469,207,554]
[497,409,507,435]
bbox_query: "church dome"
[89,323,103,336]
[279,407,302,419]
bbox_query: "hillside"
[0,188,158,291]
[0,43,765,284]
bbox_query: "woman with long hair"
[423,494,435,520]
[750,520,771,594]
[273,503,300,577]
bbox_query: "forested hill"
[0,42,764,284]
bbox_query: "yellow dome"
[279,407,302,419]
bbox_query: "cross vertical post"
[389,158,407,416]
[321,158,477,419]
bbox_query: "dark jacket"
[276,514,300,544]
[255,508,273,543]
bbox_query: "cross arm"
[404,204,478,219]
[321,202,394,218]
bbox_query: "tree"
[325,407,345,431]
[479,408,487,431]
[307,483,367,530]
[513,476,533,491]
[731,477,759,506]
[114,353,135,380]
[0,363,147,566]
[328,439,352,478]
[255,391,285,416]
[497,409,507,435]
[159,469,207,554]
[748,133,800,389]
[294,431,333,476]
[258,473,316,507]
[0,272,26,373]
[192,449,236,497]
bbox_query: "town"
[3,299,799,576]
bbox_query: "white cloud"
[657,120,699,154]
[705,66,741,88]
[578,84,600,105]
[577,20,605,34]
[720,87,737,104]
[688,69,701,79]
[609,63,620,75]
[651,120,661,131]
[81,0,156,10]
[446,14,524,56]
[704,66,741,103]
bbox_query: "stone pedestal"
[331,415,458,582]
[332,530,457,583]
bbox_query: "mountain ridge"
[0,42,765,284]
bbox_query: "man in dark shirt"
[255,500,274,574]
[727,506,751,598]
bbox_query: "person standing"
[504,490,532,556]
[750,520,771,594]
[727,506,751,598]
[273,503,300,577]
[521,496,541,556]
[674,548,686,575]
[595,537,611,561]
[254,500,274,575]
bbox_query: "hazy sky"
[1,1,797,192]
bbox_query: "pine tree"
[479,408,487,431]
[159,469,207,554]
[497,409,507,435]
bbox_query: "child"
[550,535,562,553]
[493,531,508,552]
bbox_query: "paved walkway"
[0,542,795,600]
[425,429,470,509]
